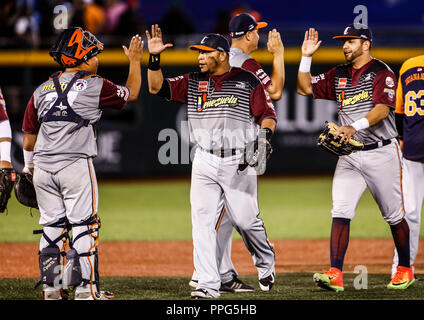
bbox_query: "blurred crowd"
[0,0,262,49]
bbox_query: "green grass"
[0,176,422,242]
[0,274,422,300]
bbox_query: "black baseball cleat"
[259,273,275,291]
[223,276,254,292]
[189,279,236,293]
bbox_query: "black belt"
[206,148,239,158]
[363,139,392,151]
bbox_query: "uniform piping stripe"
[87,158,96,217]
[215,207,226,233]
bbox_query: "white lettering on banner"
[97,131,122,164]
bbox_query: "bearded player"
[297,24,414,291]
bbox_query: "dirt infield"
[1,239,424,278]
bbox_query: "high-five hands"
[301,28,322,57]
[122,34,144,62]
[145,24,173,55]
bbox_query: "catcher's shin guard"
[34,217,70,298]
[69,215,111,299]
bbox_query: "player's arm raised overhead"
[297,28,322,96]
[122,34,144,102]
[266,29,285,100]
[146,24,174,94]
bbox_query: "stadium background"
[1,0,423,177]
[1,0,424,302]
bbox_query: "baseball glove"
[238,136,273,175]
[317,121,364,156]
[14,173,38,209]
[0,168,16,213]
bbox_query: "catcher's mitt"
[317,122,364,156]
[0,168,16,213]
[238,135,273,175]
[14,173,38,209]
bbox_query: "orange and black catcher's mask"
[49,27,104,68]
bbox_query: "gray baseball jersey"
[23,72,129,174]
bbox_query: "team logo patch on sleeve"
[73,79,88,91]
[384,88,395,99]
[385,76,395,88]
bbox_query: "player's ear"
[217,51,224,63]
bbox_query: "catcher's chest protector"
[42,71,92,133]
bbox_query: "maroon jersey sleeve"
[99,78,130,110]
[250,84,277,125]
[241,59,271,90]
[0,89,9,121]
[373,69,397,108]
[166,74,190,103]
[311,67,336,100]
[22,95,40,134]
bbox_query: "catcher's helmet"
[49,27,104,68]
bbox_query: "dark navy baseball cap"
[333,23,373,42]
[189,34,230,53]
[229,13,268,38]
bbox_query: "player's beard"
[344,46,363,63]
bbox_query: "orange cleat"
[388,266,415,290]
[313,267,344,292]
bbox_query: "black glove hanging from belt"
[238,128,273,175]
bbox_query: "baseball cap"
[229,13,268,38]
[189,34,230,53]
[333,23,373,42]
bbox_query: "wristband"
[23,149,34,168]
[299,56,312,73]
[148,54,161,71]
[351,117,370,131]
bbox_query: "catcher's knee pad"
[68,215,101,293]
[34,217,70,289]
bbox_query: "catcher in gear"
[317,121,364,156]
[21,27,143,300]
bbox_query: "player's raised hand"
[122,34,144,63]
[145,24,173,55]
[301,28,322,57]
[267,29,284,57]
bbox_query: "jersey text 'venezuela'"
[312,58,397,145]
[164,67,276,150]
